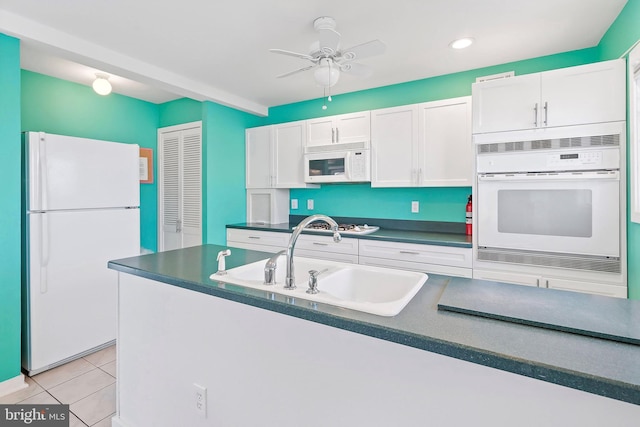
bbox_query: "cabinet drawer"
[226,229,290,249]
[296,250,358,264]
[359,239,472,268]
[359,256,471,278]
[472,269,540,287]
[296,235,358,255]
[546,278,626,298]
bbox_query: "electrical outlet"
[307,199,314,210]
[291,199,298,209]
[194,383,207,418]
[411,201,419,213]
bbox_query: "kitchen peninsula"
[108,245,640,427]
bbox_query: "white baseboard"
[111,416,128,427]
[0,374,28,398]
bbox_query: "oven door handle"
[478,171,619,181]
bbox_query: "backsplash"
[289,184,471,222]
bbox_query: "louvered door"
[158,122,202,251]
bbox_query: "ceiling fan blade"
[318,28,341,55]
[340,40,386,62]
[276,64,317,78]
[339,62,373,78]
[269,48,314,61]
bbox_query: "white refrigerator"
[22,131,141,375]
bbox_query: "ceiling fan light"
[314,59,340,87]
[450,37,474,50]
[92,73,112,95]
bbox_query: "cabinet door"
[246,126,273,188]
[371,105,419,187]
[272,121,307,188]
[541,59,626,128]
[334,111,371,146]
[472,269,541,287]
[306,117,334,148]
[419,97,472,187]
[472,74,540,134]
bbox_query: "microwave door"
[477,171,620,258]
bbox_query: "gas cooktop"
[293,223,380,235]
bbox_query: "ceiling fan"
[270,16,386,89]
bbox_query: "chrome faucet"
[263,214,342,290]
[285,214,342,289]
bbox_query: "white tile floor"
[0,345,117,427]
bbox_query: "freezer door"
[26,132,140,211]
[24,208,140,373]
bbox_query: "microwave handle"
[344,151,352,180]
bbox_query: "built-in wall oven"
[476,128,623,274]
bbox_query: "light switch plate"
[307,199,314,210]
[411,201,419,213]
[291,199,298,209]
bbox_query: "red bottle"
[465,195,472,236]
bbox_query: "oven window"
[497,190,592,237]
[309,158,345,176]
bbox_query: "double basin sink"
[212,256,428,317]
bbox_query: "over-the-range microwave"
[304,148,371,183]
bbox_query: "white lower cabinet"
[226,229,473,277]
[473,269,627,298]
[358,240,473,278]
[295,235,359,264]
[226,229,290,254]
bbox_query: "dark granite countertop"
[226,221,473,248]
[108,244,640,406]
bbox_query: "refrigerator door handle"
[39,213,50,294]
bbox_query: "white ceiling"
[0,0,627,116]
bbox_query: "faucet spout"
[284,214,341,289]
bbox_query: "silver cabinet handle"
[536,278,540,287]
[313,242,329,246]
[336,127,339,143]
[331,128,335,143]
[399,250,420,255]
[176,219,182,232]
[545,279,549,288]
[533,103,538,127]
[248,236,261,239]
[543,101,548,126]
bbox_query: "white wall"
[115,274,640,427]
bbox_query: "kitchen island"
[108,244,640,427]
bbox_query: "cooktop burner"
[296,223,380,235]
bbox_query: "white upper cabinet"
[472,59,626,135]
[371,97,472,187]
[246,120,313,189]
[246,125,272,188]
[306,111,371,149]
[419,97,473,186]
[371,104,419,187]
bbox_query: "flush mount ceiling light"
[450,37,474,50]
[92,73,112,95]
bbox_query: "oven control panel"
[546,151,602,168]
[477,147,619,173]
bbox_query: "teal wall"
[597,0,640,299]
[21,71,160,251]
[203,101,261,244]
[266,48,599,222]
[158,98,202,127]
[0,34,22,383]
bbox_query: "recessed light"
[450,38,474,50]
